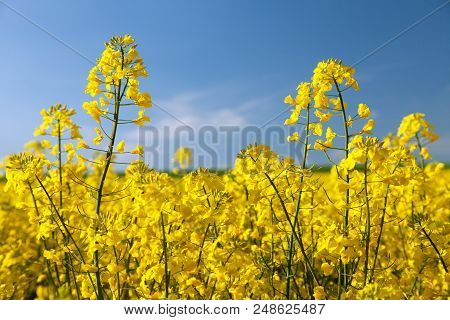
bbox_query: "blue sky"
[1,0,449,168]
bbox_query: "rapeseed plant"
[0,37,448,300]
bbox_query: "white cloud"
[120,88,277,169]
[154,89,249,128]
[123,88,258,143]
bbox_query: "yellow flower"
[362,119,375,133]
[64,143,75,162]
[358,103,371,118]
[284,109,300,126]
[325,127,336,141]
[115,66,125,80]
[123,34,134,45]
[309,123,323,136]
[135,92,152,108]
[314,139,330,150]
[99,97,109,107]
[315,109,332,122]
[133,109,150,126]
[420,146,431,159]
[173,147,192,169]
[116,140,125,153]
[93,127,103,145]
[339,157,356,172]
[284,95,295,105]
[77,140,90,149]
[41,140,51,149]
[314,286,326,300]
[321,262,334,276]
[287,132,300,142]
[131,145,144,155]
[82,101,103,123]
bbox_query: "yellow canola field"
[0,35,448,300]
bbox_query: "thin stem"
[334,79,350,233]
[197,223,210,268]
[58,120,73,293]
[93,49,126,300]
[362,155,371,286]
[28,183,58,297]
[68,253,81,299]
[57,120,63,209]
[264,172,320,287]
[35,175,98,298]
[415,134,425,169]
[287,102,312,299]
[113,246,121,299]
[161,212,170,299]
[420,225,448,273]
[369,184,390,283]
[334,78,350,293]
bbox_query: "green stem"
[369,184,389,283]
[287,103,311,299]
[334,79,350,292]
[93,49,127,300]
[420,225,448,273]
[161,212,170,299]
[197,223,210,268]
[68,253,81,299]
[35,175,98,298]
[264,172,320,287]
[28,183,58,297]
[57,120,63,209]
[57,120,73,293]
[362,155,371,286]
[415,134,425,169]
[113,246,121,299]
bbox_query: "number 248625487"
[253,303,325,315]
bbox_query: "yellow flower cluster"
[0,42,448,300]
[83,34,151,127]
[173,147,193,170]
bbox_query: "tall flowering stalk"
[32,104,82,296]
[80,34,151,299]
[397,114,447,273]
[308,59,378,298]
[284,83,318,298]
